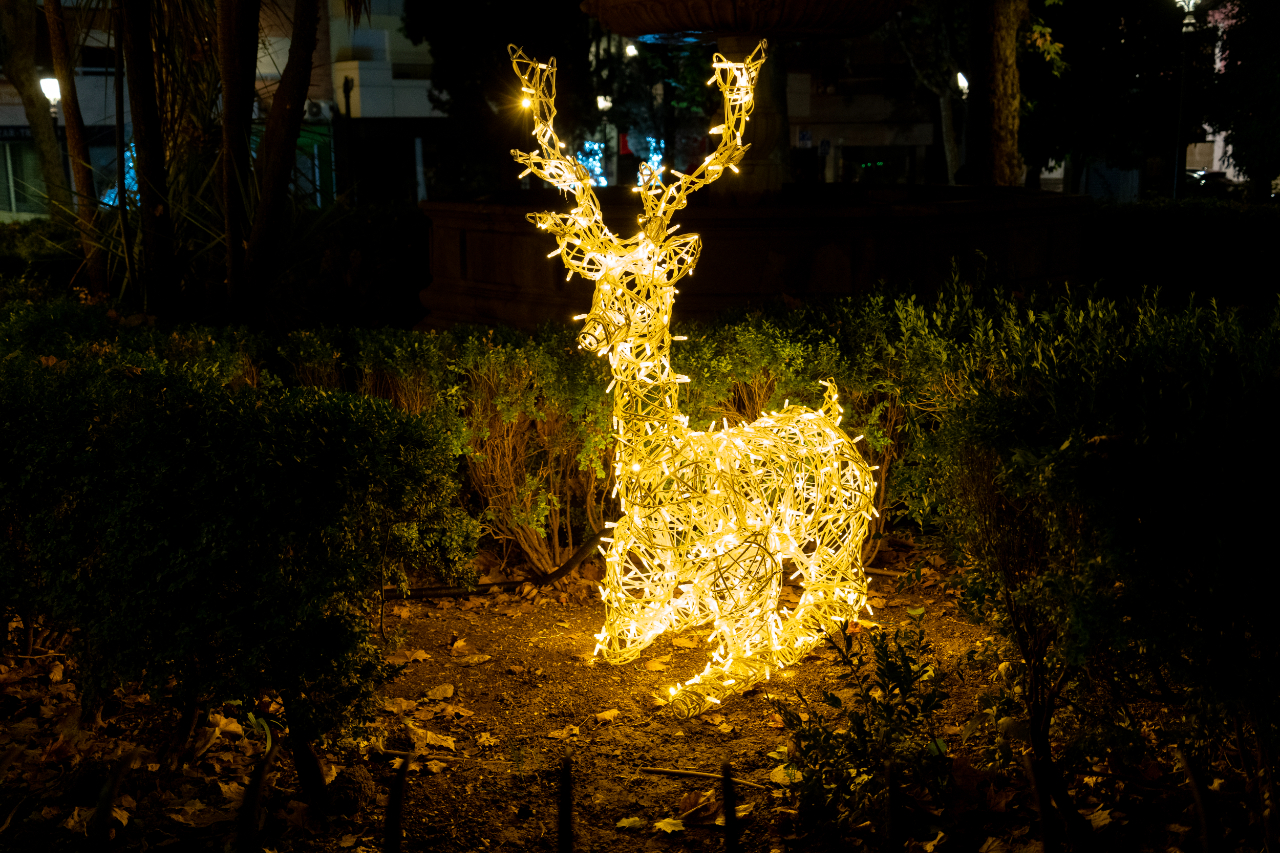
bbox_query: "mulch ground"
[3,538,1194,852]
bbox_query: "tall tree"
[215,0,262,308]
[242,0,321,309]
[0,0,73,220]
[44,0,109,295]
[1205,0,1280,199]
[968,0,1031,186]
[401,0,600,198]
[884,3,968,185]
[121,0,176,313]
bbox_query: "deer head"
[508,42,767,359]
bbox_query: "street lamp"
[40,77,61,117]
[1172,0,1198,199]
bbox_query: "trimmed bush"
[0,329,476,743]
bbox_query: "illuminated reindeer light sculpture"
[509,41,877,718]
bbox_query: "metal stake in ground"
[559,755,574,853]
[722,762,739,853]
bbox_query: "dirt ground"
[1,539,992,852]
[368,554,984,853]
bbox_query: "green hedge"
[0,309,477,743]
[5,285,1280,838]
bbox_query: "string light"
[508,41,876,719]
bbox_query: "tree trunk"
[939,92,960,186]
[215,0,262,311]
[120,0,176,314]
[968,0,1029,186]
[0,0,73,221]
[44,0,110,295]
[244,0,320,317]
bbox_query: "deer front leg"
[593,522,680,664]
[668,536,782,718]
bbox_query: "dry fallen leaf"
[653,817,685,833]
[645,655,671,672]
[921,829,946,851]
[769,764,803,786]
[387,649,429,665]
[425,760,448,774]
[672,637,698,649]
[717,722,735,734]
[868,597,887,609]
[49,662,64,683]
[702,713,725,725]
[595,708,620,723]
[454,654,492,666]
[383,697,417,715]
[218,781,245,807]
[424,683,454,701]
[276,800,308,830]
[616,816,645,829]
[766,713,786,728]
[338,835,360,848]
[475,732,498,747]
[390,605,411,619]
[547,726,580,740]
[420,730,456,752]
[450,637,473,656]
[714,802,755,825]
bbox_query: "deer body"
[509,42,876,717]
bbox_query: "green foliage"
[777,612,950,837]
[0,310,477,741]
[449,324,613,574]
[1206,0,1280,192]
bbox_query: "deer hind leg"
[772,540,868,669]
[668,536,781,719]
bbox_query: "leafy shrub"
[0,344,477,743]
[350,326,453,415]
[776,612,950,843]
[910,286,1280,841]
[450,325,612,575]
[278,327,344,388]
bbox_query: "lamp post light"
[1172,0,1199,199]
[39,77,61,120]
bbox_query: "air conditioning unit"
[303,99,335,122]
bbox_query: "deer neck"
[610,336,685,496]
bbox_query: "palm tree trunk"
[244,0,320,317]
[215,0,262,311]
[121,0,176,313]
[0,0,73,221]
[44,0,110,295]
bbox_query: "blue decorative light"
[100,143,138,206]
[641,136,664,185]
[577,140,607,187]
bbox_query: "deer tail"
[818,379,842,425]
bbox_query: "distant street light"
[1172,0,1199,199]
[1175,0,1199,31]
[39,77,61,105]
[40,77,61,121]
[956,72,969,98]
